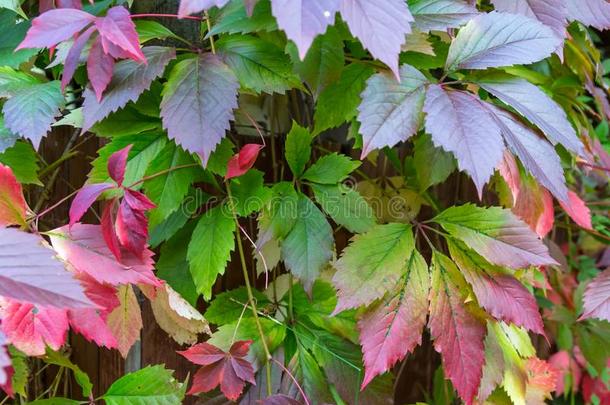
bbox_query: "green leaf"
[0,0,25,18]
[102,365,186,405]
[413,133,456,190]
[26,399,81,405]
[287,26,345,97]
[285,121,312,177]
[0,66,39,97]
[156,223,200,307]
[8,346,28,397]
[295,345,334,404]
[44,350,92,397]
[135,20,180,44]
[205,287,271,326]
[313,63,374,135]
[0,10,37,68]
[206,137,235,177]
[282,194,334,293]
[302,153,360,184]
[0,116,18,152]
[332,223,414,312]
[216,34,302,94]
[88,132,167,188]
[576,322,610,374]
[91,106,160,137]
[187,204,236,300]
[229,169,271,216]
[209,0,276,36]
[0,141,40,185]
[311,183,375,233]
[261,181,299,240]
[144,142,199,227]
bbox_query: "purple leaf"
[358,250,429,388]
[87,36,115,101]
[271,0,340,59]
[107,145,131,186]
[433,204,558,269]
[16,8,95,50]
[582,269,610,322]
[565,0,610,30]
[82,46,175,132]
[2,81,65,149]
[477,74,583,155]
[0,331,10,394]
[340,0,413,79]
[358,64,428,157]
[0,227,93,308]
[449,241,545,335]
[445,11,561,71]
[410,0,479,32]
[423,85,504,196]
[61,26,95,91]
[178,0,230,17]
[491,0,567,43]
[95,6,146,63]
[69,182,114,226]
[486,104,569,203]
[160,53,239,166]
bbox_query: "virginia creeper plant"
[0,0,609,404]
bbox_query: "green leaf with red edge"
[332,223,414,313]
[358,248,429,387]
[106,284,142,358]
[433,204,557,269]
[448,240,545,335]
[0,163,26,227]
[428,251,486,405]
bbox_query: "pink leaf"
[106,284,142,357]
[0,331,12,397]
[225,144,263,179]
[179,340,255,400]
[95,6,146,63]
[17,9,95,50]
[428,253,486,405]
[101,200,122,261]
[581,269,610,322]
[107,145,132,186]
[41,0,84,11]
[449,242,545,335]
[526,358,559,404]
[0,163,28,227]
[0,300,69,356]
[548,351,582,395]
[559,191,593,230]
[358,250,429,388]
[124,189,156,211]
[69,182,114,227]
[49,224,161,287]
[61,26,96,91]
[178,0,230,17]
[0,228,93,309]
[87,36,115,101]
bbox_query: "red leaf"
[358,250,429,388]
[450,243,545,335]
[583,373,610,405]
[101,200,122,261]
[50,224,161,287]
[124,189,156,211]
[225,144,264,179]
[95,7,146,63]
[69,182,114,227]
[67,273,119,348]
[0,331,12,397]
[61,26,95,91]
[548,351,582,395]
[107,145,131,186]
[17,8,95,50]
[559,191,593,230]
[428,253,485,405]
[0,163,27,227]
[0,300,69,356]
[116,195,150,257]
[581,268,610,322]
[87,36,115,101]
[179,340,255,401]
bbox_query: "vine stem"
[225,182,273,397]
[205,11,216,54]
[127,163,200,188]
[130,13,204,21]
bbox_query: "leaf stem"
[204,11,216,54]
[130,13,205,21]
[225,182,273,396]
[127,163,200,188]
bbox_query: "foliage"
[0,0,608,404]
